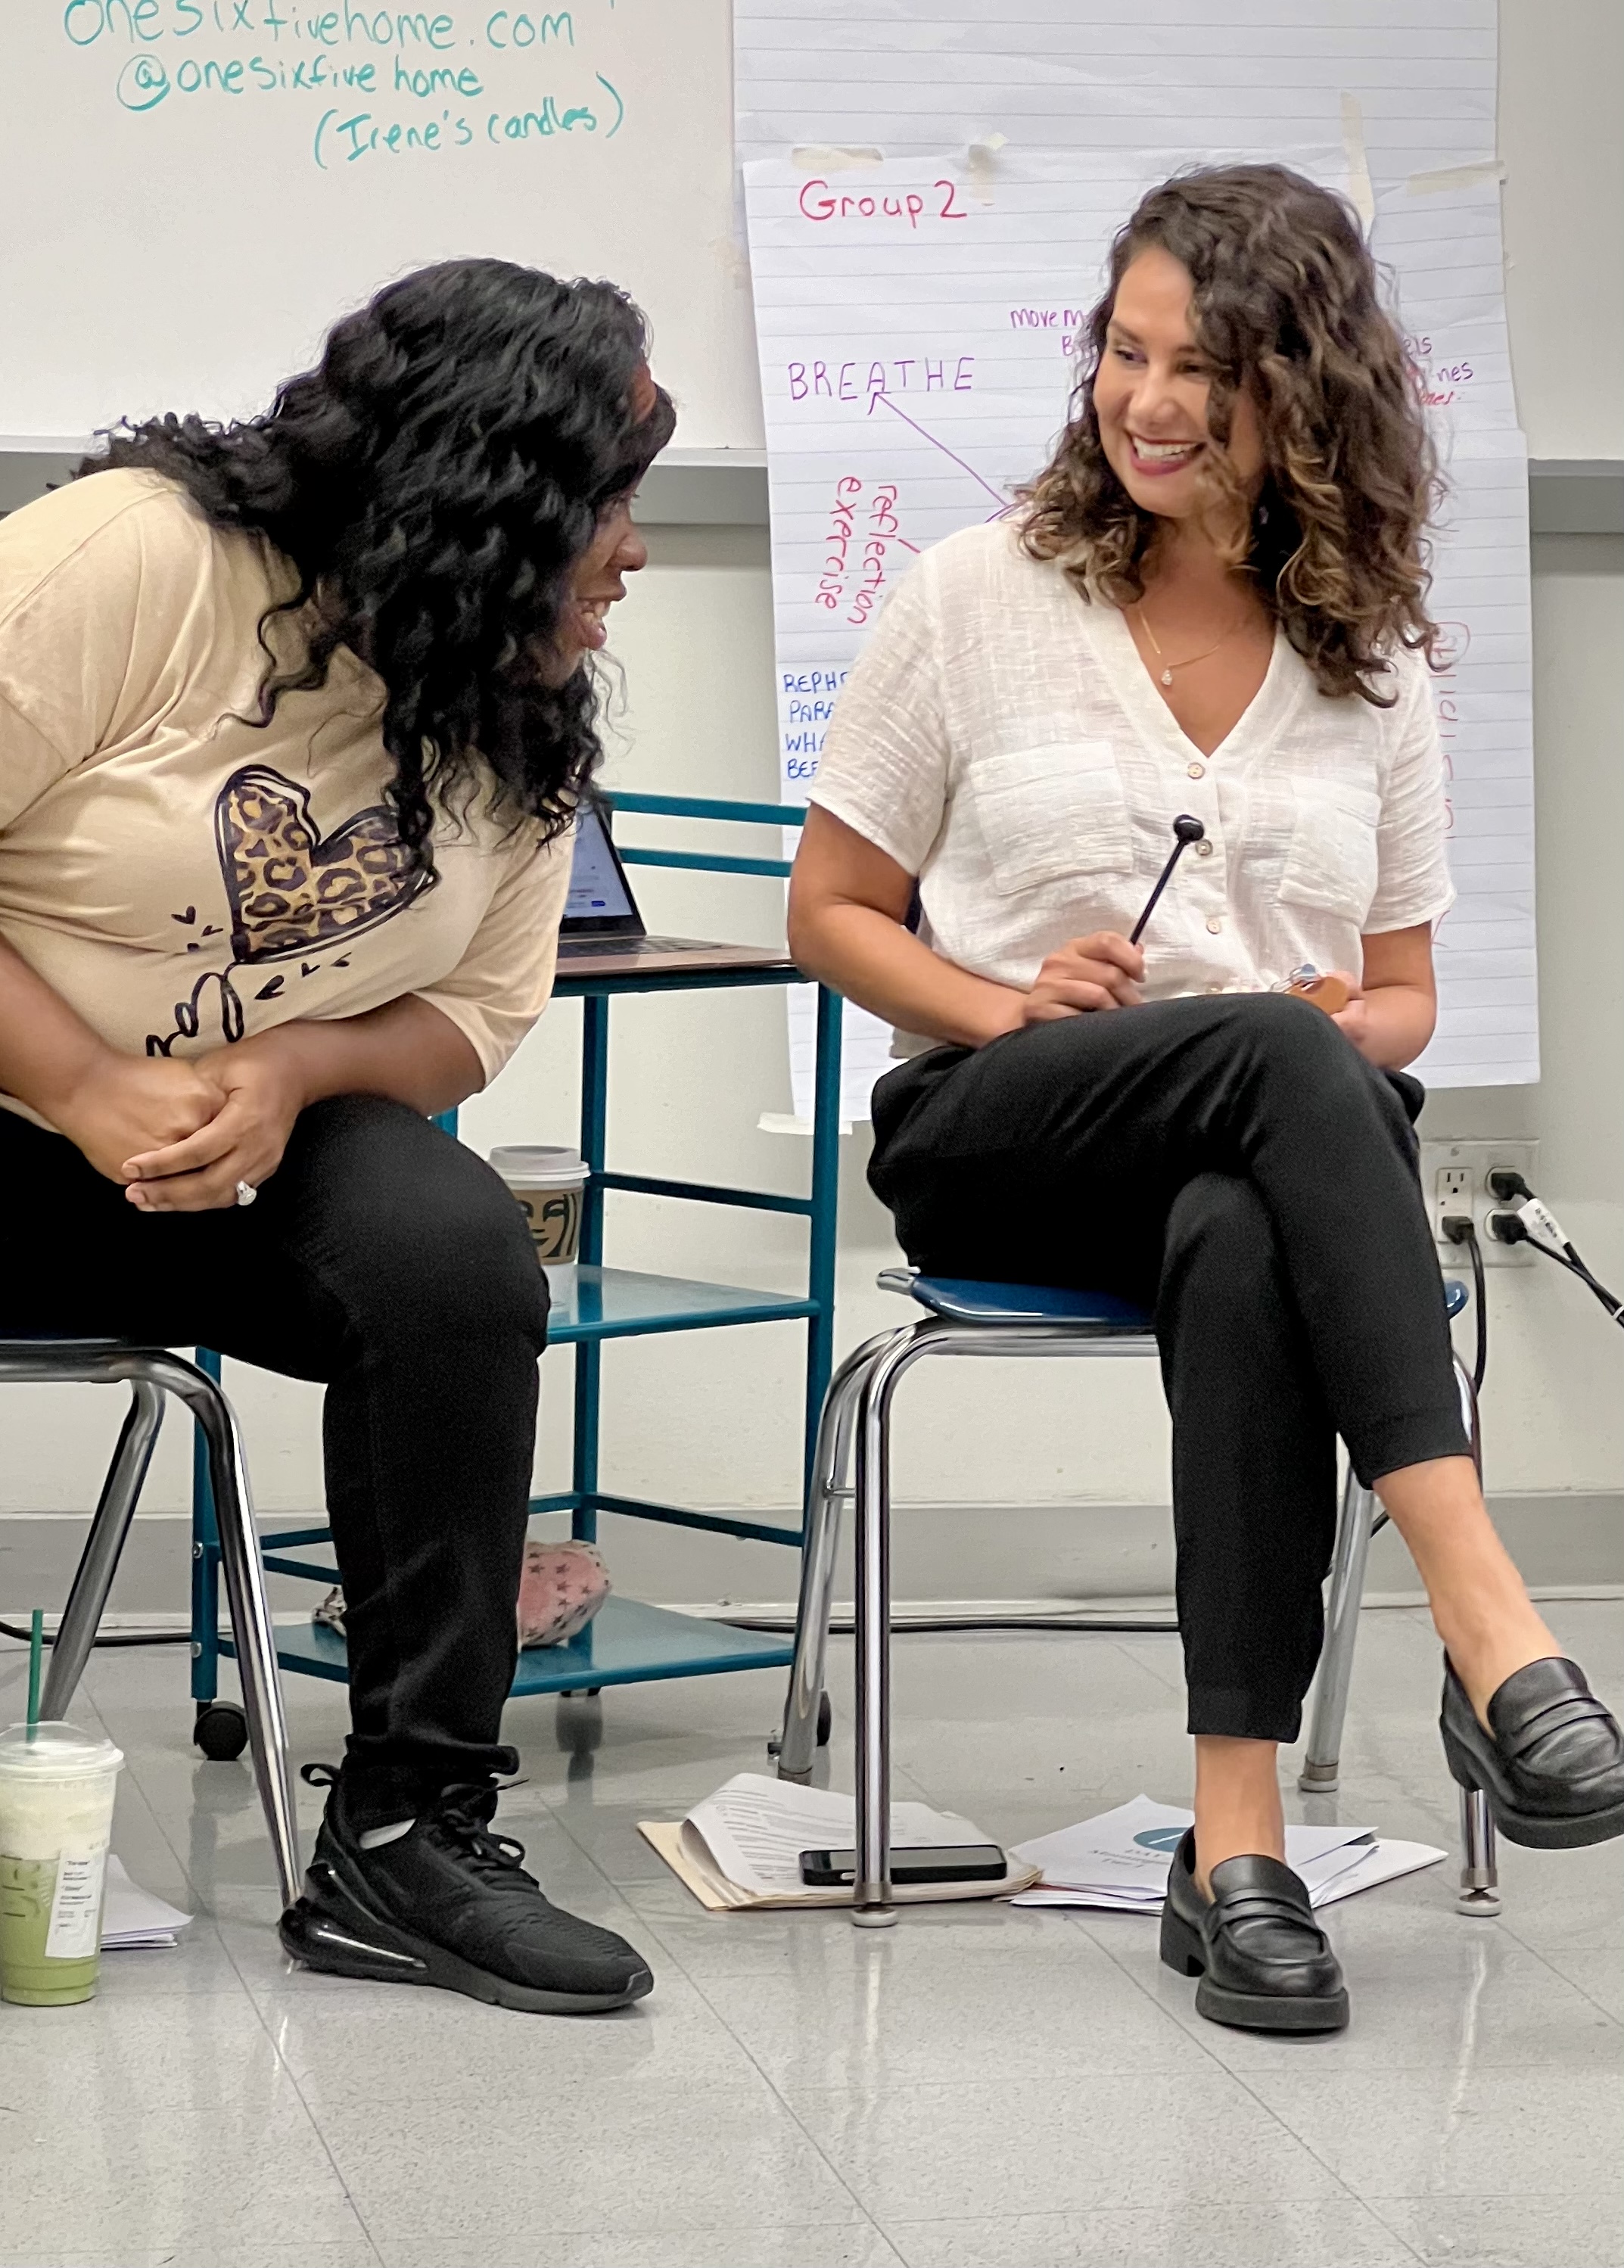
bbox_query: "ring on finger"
[235,1180,258,1208]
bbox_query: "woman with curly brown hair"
[790,165,1622,2034]
[0,258,673,2014]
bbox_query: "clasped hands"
[1003,932,1371,1053]
[51,1034,308,1213]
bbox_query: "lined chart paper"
[740,2,1534,1103]
[1415,429,1535,1084]
[736,0,1498,184]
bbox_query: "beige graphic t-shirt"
[0,471,571,1127]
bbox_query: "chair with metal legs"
[2,1336,300,1907]
[774,1271,1495,1928]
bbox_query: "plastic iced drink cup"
[488,1146,590,1264]
[0,1720,124,2005]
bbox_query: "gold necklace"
[1137,603,1247,688]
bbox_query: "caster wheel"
[555,1689,605,1761]
[193,1702,248,1762]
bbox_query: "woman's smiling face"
[553,361,657,672]
[1092,246,1265,521]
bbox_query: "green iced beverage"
[0,1722,123,2006]
[1,1854,101,2002]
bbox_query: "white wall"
[1500,0,1624,459]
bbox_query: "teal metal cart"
[188,794,843,1757]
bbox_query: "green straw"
[26,1607,43,1730]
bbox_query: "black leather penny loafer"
[1159,1828,1348,2033]
[1440,1655,1624,1850]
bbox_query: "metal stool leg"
[1299,1464,1377,1795]
[41,1380,165,1721]
[775,1333,892,1781]
[1448,1352,1501,1911]
[154,1354,300,1907]
[1457,1784,1501,1916]
[854,1329,917,1929]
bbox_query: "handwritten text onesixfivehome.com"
[59,0,626,167]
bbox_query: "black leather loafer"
[1440,1655,1624,1850]
[1159,1828,1349,2033]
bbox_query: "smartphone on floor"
[798,1843,1006,1887]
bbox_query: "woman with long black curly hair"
[0,257,674,2013]
[791,166,1623,2033]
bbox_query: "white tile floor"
[1,1600,1620,2268]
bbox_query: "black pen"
[1128,815,1206,947]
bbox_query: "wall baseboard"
[2,1492,1619,1622]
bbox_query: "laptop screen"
[563,802,639,931]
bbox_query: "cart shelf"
[262,1595,793,1696]
[542,1263,816,1341]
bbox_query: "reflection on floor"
[0,1599,1619,2268]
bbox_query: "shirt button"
[1187,761,1206,779]
[1196,839,1215,857]
[1206,916,1224,935]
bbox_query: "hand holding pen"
[1012,817,1204,1025]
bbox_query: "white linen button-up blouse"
[808,519,1454,1047]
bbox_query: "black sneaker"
[278,1765,654,2014]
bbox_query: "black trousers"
[0,1097,548,1813]
[868,994,1470,1742]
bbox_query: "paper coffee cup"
[0,1720,124,2005]
[488,1146,590,1264]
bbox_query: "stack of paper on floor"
[101,1857,192,1949]
[1010,1796,1445,1911]
[639,1773,1040,1910]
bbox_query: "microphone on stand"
[1128,815,1206,947]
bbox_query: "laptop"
[553,799,797,978]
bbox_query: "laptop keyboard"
[555,935,702,960]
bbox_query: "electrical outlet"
[1418,1139,1539,1267]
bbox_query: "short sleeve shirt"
[0,471,571,1125]
[809,518,1454,1034]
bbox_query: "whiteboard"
[1,2,1616,461]
[0,0,762,448]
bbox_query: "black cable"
[0,1619,190,1648]
[1465,1224,1488,1391]
[1525,1237,1624,1325]
[725,1610,1180,1636]
[1441,1215,1489,1392]
[1490,1208,1624,1329]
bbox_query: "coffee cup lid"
[488,1146,589,1186]
[489,1145,583,1173]
[0,1720,124,1779]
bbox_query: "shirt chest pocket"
[971,741,1133,899]
[1277,776,1382,923]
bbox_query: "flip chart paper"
[736,0,1498,188]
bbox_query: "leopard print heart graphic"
[215,764,433,963]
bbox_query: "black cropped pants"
[867,994,1470,1742]
[0,1097,548,1816]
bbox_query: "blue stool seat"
[891,1274,1151,1329]
[886,1271,1470,1327]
